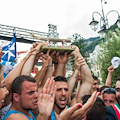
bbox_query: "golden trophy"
[31,33,74,55]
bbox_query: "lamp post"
[89,0,120,38]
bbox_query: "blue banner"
[2,33,17,62]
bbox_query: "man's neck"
[11,102,31,117]
[53,105,67,115]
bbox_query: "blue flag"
[2,33,17,62]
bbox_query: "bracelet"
[71,75,77,78]
[47,64,53,67]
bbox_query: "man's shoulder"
[6,113,29,120]
[3,109,35,120]
[106,105,118,120]
[50,105,70,120]
[106,105,114,112]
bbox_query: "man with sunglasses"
[106,77,120,120]
[103,88,117,106]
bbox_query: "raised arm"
[3,50,33,106]
[70,46,93,105]
[34,58,48,86]
[41,50,54,84]
[5,51,32,91]
[54,52,70,77]
[105,65,114,87]
[21,42,48,76]
[68,56,85,104]
[34,50,53,92]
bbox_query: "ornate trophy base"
[40,46,74,55]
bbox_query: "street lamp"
[89,0,120,38]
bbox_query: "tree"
[97,28,120,87]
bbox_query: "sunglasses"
[116,88,120,92]
[103,88,116,94]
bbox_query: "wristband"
[71,75,77,78]
[47,64,53,67]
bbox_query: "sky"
[0,0,120,51]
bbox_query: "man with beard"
[106,77,120,120]
[51,76,69,118]
[50,76,100,120]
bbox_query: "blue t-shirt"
[3,110,36,120]
[50,105,70,120]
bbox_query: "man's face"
[103,93,117,106]
[55,81,69,110]
[116,81,120,105]
[92,80,99,92]
[18,81,38,110]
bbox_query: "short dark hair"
[86,97,106,120]
[54,76,67,82]
[12,75,36,97]
[81,95,91,105]
[92,75,98,81]
[103,88,116,95]
[99,85,110,92]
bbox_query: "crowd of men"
[0,42,120,120]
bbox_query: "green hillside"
[83,36,102,56]
[83,23,120,56]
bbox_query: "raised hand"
[105,65,114,87]
[37,77,56,117]
[57,52,70,64]
[31,42,49,54]
[108,65,114,73]
[70,45,80,57]
[74,56,86,70]
[40,49,51,68]
[55,91,100,120]
[32,42,49,66]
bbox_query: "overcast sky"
[0,0,120,51]
[0,0,120,39]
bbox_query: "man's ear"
[13,93,20,102]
